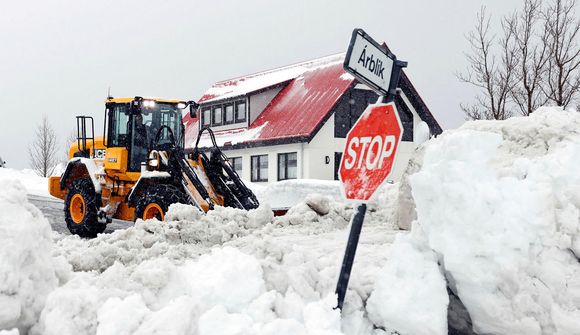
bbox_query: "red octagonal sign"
[339,102,403,201]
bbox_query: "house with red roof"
[183,53,442,184]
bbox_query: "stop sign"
[339,102,403,201]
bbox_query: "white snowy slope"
[369,107,580,335]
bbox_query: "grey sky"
[0,0,521,169]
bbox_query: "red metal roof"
[189,54,356,148]
[251,61,354,141]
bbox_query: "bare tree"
[507,0,550,116]
[543,0,580,107]
[458,7,519,120]
[64,131,77,161]
[28,116,59,177]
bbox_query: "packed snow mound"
[54,204,274,272]
[0,179,69,333]
[372,108,580,334]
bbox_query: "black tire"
[64,179,105,238]
[134,184,187,221]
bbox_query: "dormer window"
[224,104,235,124]
[201,108,211,126]
[200,99,247,128]
[235,102,246,122]
[212,106,223,125]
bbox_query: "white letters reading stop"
[343,135,396,170]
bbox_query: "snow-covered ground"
[1,107,579,335]
[0,173,400,335]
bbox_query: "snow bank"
[0,178,69,333]
[370,108,580,334]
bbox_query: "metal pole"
[335,203,367,310]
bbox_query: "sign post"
[335,28,407,310]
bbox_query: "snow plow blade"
[183,126,259,211]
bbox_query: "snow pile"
[37,210,359,334]
[0,179,69,334]
[370,108,580,334]
[54,204,274,272]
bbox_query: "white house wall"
[303,117,341,180]
[221,143,303,185]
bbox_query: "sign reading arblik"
[344,29,397,96]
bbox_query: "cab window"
[108,105,129,147]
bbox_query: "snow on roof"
[198,53,346,104]
[190,55,355,149]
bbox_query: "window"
[251,155,268,182]
[108,105,130,147]
[235,102,246,122]
[224,104,234,124]
[230,156,242,175]
[212,106,223,125]
[202,108,211,126]
[278,152,297,180]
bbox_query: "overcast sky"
[0,0,523,169]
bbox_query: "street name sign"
[344,29,398,96]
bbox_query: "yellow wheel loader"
[48,96,259,238]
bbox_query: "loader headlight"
[143,100,156,108]
[177,102,186,109]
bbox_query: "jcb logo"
[94,149,106,159]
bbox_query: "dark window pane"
[202,109,211,126]
[251,154,268,182]
[212,106,222,125]
[225,104,234,123]
[278,152,297,180]
[287,153,297,179]
[230,157,242,174]
[236,102,246,122]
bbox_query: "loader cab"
[105,97,187,172]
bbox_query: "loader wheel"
[135,184,187,221]
[64,179,105,238]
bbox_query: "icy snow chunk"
[165,203,202,221]
[305,194,331,215]
[0,179,67,333]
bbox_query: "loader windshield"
[140,103,182,147]
[129,102,183,171]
